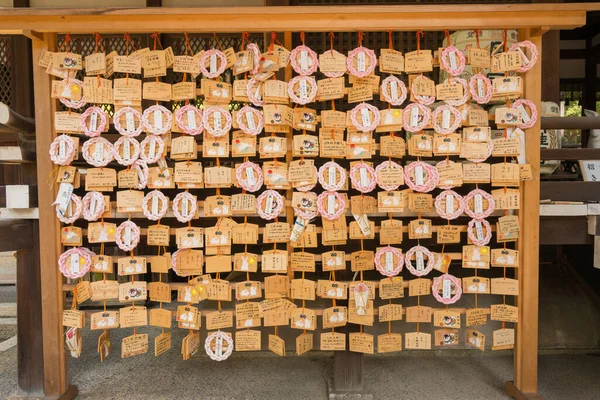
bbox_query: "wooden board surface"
[0,4,592,33]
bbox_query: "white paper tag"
[357,52,366,72]
[359,167,368,187]
[246,167,256,186]
[352,213,372,236]
[153,109,163,130]
[94,142,104,162]
[517,104,531,124]
[328,166,336,186]
[148,139,156,159]
[124,226,132,246]
[245,111,256,130]
[152,195,159,215]
[390,80,398,101]
[71,253,80,273]
[416,250,424,271]
[290,217,307,242]
[415,165,424,186]
[300,50,309,72]
[125,112,135,132]
[410,106,419,127]
[54,183,74,214]
[327,194,336,215]
[181,197,189,217]
[215,335,223,356]
[442,279,451,299]
[210,54,217,75]
[516,47,530,65]
[385,251,394,272]
[89,112,98,132]
[158,158,169,176]
[213,112,222,132]
[59,140,66,158]
[442,109,451,130]
[448,51,457,71]
[123,140,131,160]
[446,194,454,215]
[254,85,262,101]
[137,165,145,184]
[89,196,98,216]
[265,194,274,215]
[298,78,308,100]
[187,110,197,129]
[360,108,371,128]
[474,194,483,214]
[477,79,485,99]
[475,221,484,241]
[65,200,73,218]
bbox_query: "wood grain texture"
[514,28,542,396]
[0,5,590,33]
[32,32,69,398]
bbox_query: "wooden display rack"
[0,4,597,399]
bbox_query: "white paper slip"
[352,213,372,236]
[265,194,274,215]
[213,112,222,131]
[210,54,217,74]
[298,79,308,100]
[71,253,80,273]
[124,226,132,247]
[126,112,135,132]
[385,251,394,272]
[290,217,307,242]
[442,109,451,130]
[153,109,163,130]
[416,250,424,271]
[89,196,98,216]
[449,51,457,71]
[59,140,66,158]
[328,167,336,186]
[300,50,309,72]
[475,194,483,214]
[477,79,485,99]
[475,221,484,241]
[517,104,531,124]
[390,80,399,101]
[148,139,156,159]
[158,158,169,177]
[245,112,256,130]
[415,165,424,186]
[443,279,451,299]
[361,107,371,127]
[410,106,419,127]
[89,112,98,132]
[54,182,74,214]
[446,194,454,215]
[246,167,256,186]
[187,110,197,129]
[359,167,368,187]
[152,195,159,215]
[94,142,104,162]
[182,198,189,217]
[123,140,131,160]
[357,52,366,72]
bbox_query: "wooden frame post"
[506,28,543,400]
[31,32,77,400]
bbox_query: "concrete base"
[327,379,373,400]
[8,385,78,400]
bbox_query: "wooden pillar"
[584,35,597,112]
[333,324,364,392]
[32,33,75,399]
[542,30,560,104]
[506,28,542,400]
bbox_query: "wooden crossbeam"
[0,4,593,34]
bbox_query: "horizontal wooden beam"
[541,181,600,202]
[541,116,600,130]
[0,219,33,251]
[0,4,591,33]
[541,148,600,160]
[540,216,591,245]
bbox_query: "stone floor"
[2,335,600,400]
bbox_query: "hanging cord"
[416,30,424,55]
